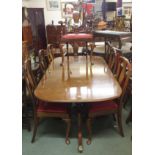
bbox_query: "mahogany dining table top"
[34,56,122,103]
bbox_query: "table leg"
[77,113,83,153]
[118,38,122,49]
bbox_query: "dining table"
[34,55,122,153]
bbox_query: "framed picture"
[61,2,80,18]
[123,7,132,19]
[46,0,60,11]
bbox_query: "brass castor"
[86,139,91,145]
[78,145,83,153]
[65,139,70,145]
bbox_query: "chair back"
[47,44,54,63]
[24,59,37,101]
[108,47,117,71]
[105,42,122,74]
[104,41,113,63]
[38,49,48,73]
[116,56,132,104]
[24,59,37,87]
[110,47,122,74]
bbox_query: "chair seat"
[62,33,93,42]
[37,102,68,113]
[89,100,118,113]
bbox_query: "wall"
[22,0,79,26]
[123,0,132,2]
[22,0,132,25]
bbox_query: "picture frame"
[123,6,132,19]
[61,2,80,18]
[46,0,60,11]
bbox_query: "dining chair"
[115,50,132,120]
[24,59,71,144]
[86,56,132,144]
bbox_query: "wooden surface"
[93,30,132,49]
[34,56,122,103]
[93,30,131,37]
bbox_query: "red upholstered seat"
[37,101,68,113]
[89,101,118,113]
[62,33,93,41]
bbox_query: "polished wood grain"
[34,56,122,103]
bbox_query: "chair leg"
[126,109,132,124]
[117,111,124,137]
[63,118,71,145]
[112,114,116,122]
[86,118,92,145]
[23,103,31,132]
[31,116,39,143]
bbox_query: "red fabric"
[62,33,93,41]
[37,102,68,113]
[89,101,118,113]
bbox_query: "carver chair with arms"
[24,59,71,144]
[86,56,132,144]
